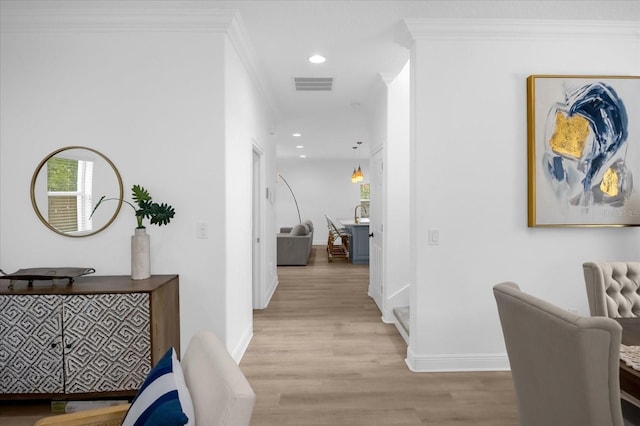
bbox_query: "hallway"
[240,246,518,426]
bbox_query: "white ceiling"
[212,1,640,160]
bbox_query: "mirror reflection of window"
[31,146,123,238]
[46,157,94,234]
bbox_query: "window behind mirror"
[46,157,94,234]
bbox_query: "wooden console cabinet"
[0,274,179,399]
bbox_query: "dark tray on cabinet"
[0,267,96,288]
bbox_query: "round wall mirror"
[30,146,123,237]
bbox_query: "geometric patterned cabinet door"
[63,293,151,394]
[0,274,180,400]
[0,295,64,394]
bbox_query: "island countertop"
[338,218,370,226]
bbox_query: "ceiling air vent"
[294,77,333,91]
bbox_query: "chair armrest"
[33,403,130,426]
[280,227,293,233]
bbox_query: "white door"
[369,147,384,311]
[252,146,263,309]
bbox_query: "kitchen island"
[338,218,370,265]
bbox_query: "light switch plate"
[197,221,208,239]
[428,229,439,245]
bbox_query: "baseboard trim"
[405,347,510,372]
[255,275,278,309]
[262,275,278,308]
[231,322,253,363]
[393,319,410,345]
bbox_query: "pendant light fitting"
[351,146,359,183]
[351,142,364,183]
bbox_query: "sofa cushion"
[122,348,195,426]
[302,219,314,233]
[290,224,308,236]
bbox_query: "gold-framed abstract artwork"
[527,75,640,227]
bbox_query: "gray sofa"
[277,220,313,266]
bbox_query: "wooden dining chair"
[324,214,349,263]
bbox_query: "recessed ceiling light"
[292,132,302,137]
[308,54,326,64]
[296,145,304,149]
[299,154,307,158]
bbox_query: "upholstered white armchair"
[583,261,640,318]
[33,331,255,426]
[493,282,625,426]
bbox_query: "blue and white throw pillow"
[122,348,195,426]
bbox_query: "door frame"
[251,142,266,309]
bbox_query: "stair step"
[393,306,410,336]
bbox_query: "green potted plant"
[91,185,176,280]
[92,184,176,229]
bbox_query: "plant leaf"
[89,185,175,229]
[131,184,151,206]
[148,203,176,226]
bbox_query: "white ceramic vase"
[131,227,151,280]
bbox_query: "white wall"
[223,30,277,355]
[363,77,387,310]
[364,65,412,319]
[5,2,637,375]
[384,63,411,319]
[276,158,369,244]
[0,2,277,360]
[404,19,640,371]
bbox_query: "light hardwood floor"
[0,246,519,426]
[240,246,519,426]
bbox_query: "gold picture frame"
[527,75,640,227]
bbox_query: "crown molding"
[225,11,280,121]
[378,72,397,87]
[0,0,279,119]
[0,1,240,32]
[399,18,640,47]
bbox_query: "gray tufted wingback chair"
[494,282,625,426]
[583,261,640,318]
